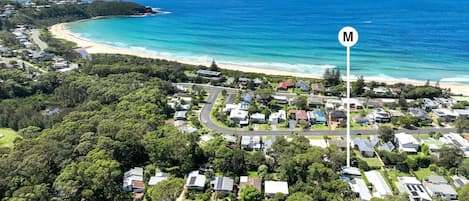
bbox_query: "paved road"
[178,83,457,136]
[31,29,48,51]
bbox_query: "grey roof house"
[211,176,234,194]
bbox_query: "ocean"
[68,0,469,83]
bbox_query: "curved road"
[178,83,457,136]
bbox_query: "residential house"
[148,172,168,186]
[277,81,294,90]
[409,108,429,120]
[342,166,362,178]
[211,176,234,194]
[196,69,221,77]
[390,88,402,95]
[389,109,405,117]
[366,99,381,109]
[230,109,249,125]
[373,87,389,95]
[242,93,254,104]
[223,104,238,113]
[422,176,457,201]
[238,77,250,85]
[450,175,469,188]
[325,99,342,110]
[250,113,266,123]
[329,110,346,124]
[241,136,261,150]
[272,95,288,104]
[368,108,391,124]
[174,111,188,120]
[309,139,329,148]
[288,110,308,122]
[378,141,395,152]
[253,78,263,85]
[364,171,393,198]
[295,81,310,92]
[329,139,347,151]
[395,133,419,153]
[349,178,372,201]
[342,98,364,110]
[353,138,375,157]
[307,96,324,108]
[439,133,469,157]
[432,109,457,122]
[454,109,469,119]
[423,98,439,112]
[238,176,262,198]
[397,176,431,201]
[264,181,289,198]
[311,83,324,94]
[353,116,369,125]
[123,167,145,193]
[185,170,206,190]
[434,98,457,108]
[312,109,327,125]
[269,110,286,124]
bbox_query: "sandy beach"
[50,23,469,96]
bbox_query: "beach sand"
[50,23,469,96]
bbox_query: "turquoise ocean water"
[69,0,469,83]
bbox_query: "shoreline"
[49,22,469,96]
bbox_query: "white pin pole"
[346,46,351,167]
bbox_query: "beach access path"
[31,29,48,51]
[177,83,457,136]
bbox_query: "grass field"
[0,128,21,148]
[413,168,437,180]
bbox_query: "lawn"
[312,124,329,130]
[0,128,21,148]
[248,171,260,178]
[413,168,437,180]
[353,150,383,168]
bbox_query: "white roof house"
[264,181,289,197]
[148,172,168,186]
[350,178,372,201]
[454,109,469,118]
[309,139,329,148]
[397,176,431,201]
[373,87,389,94]
[229,109,248,122]
[123,167,144,192]
[250,113,266,123]
[395,133,419,153]
[185,171,206,190]
[422,176,457,200]
[269,110,286,124]
[439,133,469,157]
[364,171,392,198]
[223,104,238,113]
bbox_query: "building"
[395,133,419,153]
[288,110,308,122]
[329,110,346,124]
[241,136,261,150]
[329,139,347,151]
[397,176,431,201]
[277,81,294,90]
[307,96,324,108]
[196,69,221,77]
[341,166,362,178]
[451,175,469,188]
[264,181,289,197]
[230,109,249,124]
[269,110,286,124]
[174,111,188,120]
[123,167,145,193]
[454,109,469,119]
[211,176,234,194]
[311,83,324,94]
[238,77,250,85]
[409,108,429,120]
[148,172,168,186]
[325,99,342,110]
[353,138,375,157]
[432,109,457,122]
[368,108,391,124]
[366,99,381,109]
[423,98,439,111]
[309,139,329,148]
[295,81,310,91]
[364,171,392,198]
[422,176,457,201]
[342,98,364,110]
[250,113,266,123]
[349,178,372,201]
[439,133,469,157]
[313,109,327,125]
[238,176,262,198]
[373,86,389,95]
[272,95,288,104]
[186,170,206,190]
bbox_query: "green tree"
[458,184,469,201]
[287,192,313,201]
[378,125,394,142]
[18,126,42,138]
[239,185,262,201]
[146,178,184,201]
[438,145,464,169]
[352,76,365,96]
[209,60,219,71]
[295,96,308,110]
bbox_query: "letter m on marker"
[343,32,353,42]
